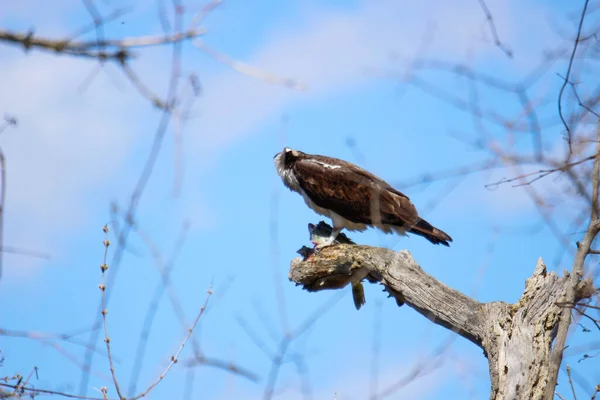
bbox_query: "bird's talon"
[314,243,336,252]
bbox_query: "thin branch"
[0,149,5,283]
[0,245,50,259]
[126,219,191,396]
[193,39,308,91]
[376,336,452,399]
[183,368,195,400]
[0,114,16,282]
[0,28,206,60]
[368,301,383,400]
[189,0,223,30]
[235,313,275,359]
[269,184,290,334]
[66,7,130,43]
[477,0,513,58]
[568,80,600,120]
[261,293,344,400]
[566,364,578,399]
[576,309,600,331]
[183,354,258,382]
[555,392,568,400]
[592,384,600,400]
[129,285,214,400]
[0,382,112,400]
[557,0,590,153]
[262,340,290,400]
[121,62,169,110]
[593,121,600,220]
[99,225,125,400]
[544,120,600,399]
[79,2,184,391]
[0,328,109,379]
[484,154,595,188]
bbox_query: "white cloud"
[188,0,533,154]
[0,50,145,278]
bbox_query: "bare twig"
[477,0,513,58]
[593,122,600,221]
[369,301,383,400]
[171,81,198,197]
[261,293,344,400]
[120,63,169,110]
[126,220,191,396]
[485,155,595,188]
[0,327,109,379]
[0,382,112,400]
[557,0,590,153]
[568,80,600,120]
[573,307,600,331]
[269,184,290,334]
[566,364,578,399]
[79,2,185,391]
[555,392,568,400]
[0,245,50,259]
[183,354,258,382]
[66,6,130,43]
[130,286,214,400]
[193,39,307,91]
[189,0,223,30]
[0,148,5,283]
[544,120,600,399]
[592,384,600,400]
[0,114,16,282]
[0,28,206,60]
[99,224,125,399]
[376,336,452,399]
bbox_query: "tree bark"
[289,239,594,399]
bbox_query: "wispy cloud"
[187,0,535,155]
[0,51,145,277]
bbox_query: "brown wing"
[306,154,410,200]
[292,158,419,228]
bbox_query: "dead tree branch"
[289,223,595,400]
[0,29,206,61]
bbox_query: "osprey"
[273,147,452,249]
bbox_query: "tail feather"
[408,218,453,247]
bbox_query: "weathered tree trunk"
[289,242,594,399]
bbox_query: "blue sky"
[1,0,599,399]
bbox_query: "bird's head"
[273,147,302,160]
[273,147,304,168]
[273,147,304,186]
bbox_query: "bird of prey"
[273,147,452,249]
